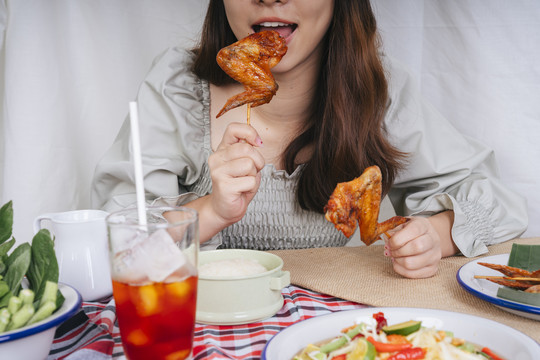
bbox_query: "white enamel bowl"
[262,307,540,360]
[196,249,290,325]
[0,283,82,360]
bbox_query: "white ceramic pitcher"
[33,209,112,301]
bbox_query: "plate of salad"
[261,307,539,360]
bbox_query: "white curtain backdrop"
[1,0,539,246]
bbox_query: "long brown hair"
[193,0,407,213]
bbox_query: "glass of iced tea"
[106,206,199,360]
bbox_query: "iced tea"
[113,276,198,360]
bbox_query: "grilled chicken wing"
[216,30,287,118]
[324,165,409,245]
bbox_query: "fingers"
[392,259,439,278]
[206,123,265,225]
[384,216,442,279]
[385,217,431,256]
[217,122,264,149]
[212,122,265,172]
[212,160,261,194]
[213,142,265,172]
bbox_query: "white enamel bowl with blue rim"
[262,307,540,360]
[0,282,82,360]
[457,253,540,321]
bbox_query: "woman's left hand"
[384,211,456,278]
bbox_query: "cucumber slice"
[382,320,422,336]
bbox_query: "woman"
[92,0,527,278]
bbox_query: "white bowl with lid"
[196,249,290,325]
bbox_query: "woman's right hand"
[206,122,265,227]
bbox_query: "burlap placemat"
[270,238,540,342]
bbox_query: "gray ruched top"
[91,47,528,255]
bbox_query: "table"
[48,285,366,360]
[48,238,540,358]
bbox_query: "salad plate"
[262,307,539,360]
[457,254,540,321]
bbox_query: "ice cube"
[138,229,187,282]
[113,228,187,284]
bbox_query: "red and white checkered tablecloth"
[48,285,367,360]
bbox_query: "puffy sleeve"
[384,57,528,257]
[91,47,211,213]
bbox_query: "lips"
[252,21,297,40]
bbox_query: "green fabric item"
[507,244,540,271]
[496,243,540,306]
[497,287,540,306]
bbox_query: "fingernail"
[384,250,390,257]
[255,136,264,147]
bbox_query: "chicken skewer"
[474,275,540,282]
[216,30,287,124]
[477,262,539,278]
[324,165,409,245]
[476,262,540,293]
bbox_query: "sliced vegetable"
[387,347,426,360]
[6,303,35,331]
[346,338,375,360]
[481,347,504,360]
[457,342,476,353]
[293,343,325,360]
[19,289,35,305]
[320,323,365,354]
[7,295,22,314]
[366,336,412,353]
[382,320,422,336]
[40,281,58,306]
[27,301,56,325]
[0,309,9,332]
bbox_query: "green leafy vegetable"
[27,229,63,306]
[0,239,15,259]
[0,201,13,244]
[4,243,31,296]
[0,200,65,333]
[0,201,15,278]
[0,280,9,299]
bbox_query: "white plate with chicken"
[457,254,540,321]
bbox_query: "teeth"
[259,21,288,27]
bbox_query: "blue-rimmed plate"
[262,307,539,360]
[457,254,540,321]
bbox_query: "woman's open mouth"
[253,22,297,41]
